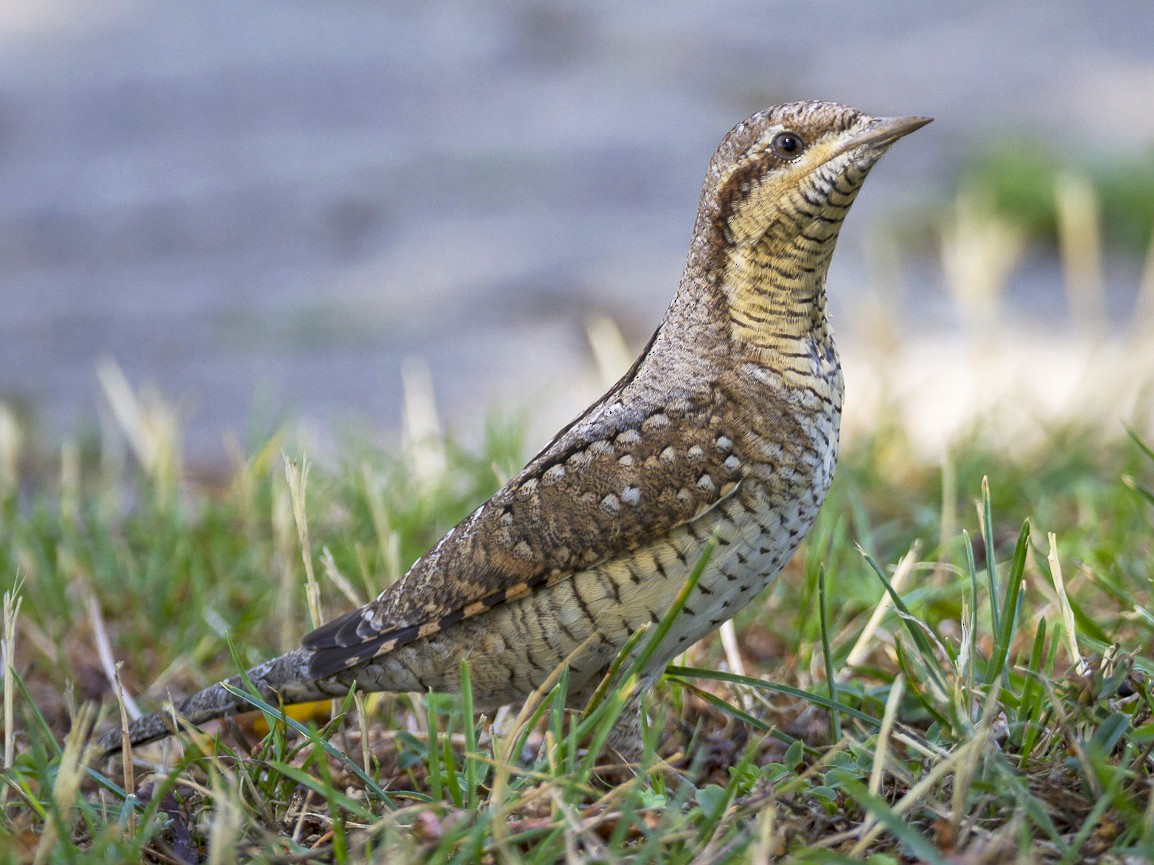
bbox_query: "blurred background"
[1,1,1152,476]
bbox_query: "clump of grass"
[2,389,1153,862]
[952,143,1154,255]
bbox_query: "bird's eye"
[770,131,805,160]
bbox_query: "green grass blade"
[858,549,950,698]
[1122,474,1154,509]
[818,564,842,742]
[265,760,377,821]
[838,777,951,865]
[666,666,881,728]
[426,691,443,803]
[987,520,1030,684]
[981,477,1002,643]
[221,682,407,807]
[1124,424,1154,463]
[1016,618,1049,763]
[459,660,482,811]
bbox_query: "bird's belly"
[606,471,830,663]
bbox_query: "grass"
[1,390,1153,863]
[955,143,1154,254]
[3,153,1154,861]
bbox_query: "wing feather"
[303,379,753,678]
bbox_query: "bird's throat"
[722,230,836,357]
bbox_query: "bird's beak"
[830,114,933,161]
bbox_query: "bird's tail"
[98,647,338,753]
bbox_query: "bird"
[102,101,930,758]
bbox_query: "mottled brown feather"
[304,375,749,677]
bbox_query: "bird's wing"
[303,381,755,678]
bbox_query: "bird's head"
[706,101,930,250]
[682,101,930,352]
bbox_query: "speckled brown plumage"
[103,101,930,755]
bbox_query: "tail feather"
[99,647,332,753]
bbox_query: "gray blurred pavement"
[1,2,1151,467]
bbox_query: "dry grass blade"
[586,314,633,388]
[1046,531,1085,675]
[841,541,919,679]
[86,585,141,721]
[0,403,20,493]
[719,619,746,678]
[1054,171,1105,335]
[112,663,136,797]
[848,739,976,859]
[284,453,322,630]
[401,357,446,487]
[950,670,1008,839]
[35,705,98,865]
[2,582,22,806]
[320,546,364,608]
[96,359,183,496]
[206,768,245,865]
[939,183,1026,332]
[868,673,905,798]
